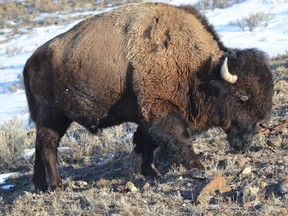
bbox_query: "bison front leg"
[134,127,161,177]
[142,109,204,173]
[157,111,205,170]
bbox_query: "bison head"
[223,49,273,152]
[202,49,274,152]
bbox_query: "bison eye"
[240,95,249,102]
[236,91,249,102]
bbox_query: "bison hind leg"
[33,146,48,192]
[33,112,71,191]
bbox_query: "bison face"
[210,49,273,152]
[220,50,273,151]
[225,119,269,152]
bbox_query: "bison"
[23,2,274,191]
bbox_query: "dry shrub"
[0,0,144,29]
[59,122,136,166]
[195,0,242,10]
[236,11,274,31]
[0,117,34,172]
[7,75,24,93]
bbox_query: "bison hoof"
[141,163,161,178]
[185,160,205,170]
[50,179,63,191]
[34,185,49,193]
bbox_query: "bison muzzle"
[23,3,274,191]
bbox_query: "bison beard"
[23,2,274,191]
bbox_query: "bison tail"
[23,61,36,123]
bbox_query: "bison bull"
[23,3,274,191]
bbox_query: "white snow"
[205,0,288,56]
[16,147,73,161]
[0,172,18,185]
[0,172,18,190]
[16,148,35,160]
[1,184,15,190]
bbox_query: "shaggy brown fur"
[23,3,273,191]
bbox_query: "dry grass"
[0,0,143,44]
[195,0,242,10]
[0,117,35,172]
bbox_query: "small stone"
[237,157,249,168]
[23,191,33,198]
[260,181,268,189]
[243,185,259,198]
[243,202,253,209]
[279,178,288,194]
[249,187,259,197]
[219,186,232,193]
[125,181,137,192]
[267,137,282,147]
[206,211,213,216]
[76,181,88,188]
[197,172,227,203]
[242,166,252,175]
[117,185,125,193]
[142,182,150,190]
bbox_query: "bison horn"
[220,57,238,84]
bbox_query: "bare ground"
[0,54,287,215]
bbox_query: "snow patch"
[0,172,18,185]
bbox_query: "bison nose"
[260,122,269,129]
[255,121,269,133]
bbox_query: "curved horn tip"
[220,57,238,84]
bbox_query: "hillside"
[0,0,287,215]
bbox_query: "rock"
[142,182,150,190]
[117,185,125,193]
[205,211,213,216]
[197,172,227,204]
[23,191,33,198]
[125,181,137,192]
[260,181,268,189]
[243,202,253,209]
[76,181,88,188]
[237,157,249,168]
[243,185,259,198]
[267,137,282,147]
[219,186,232,193]
[242,166,252,175]
[279,178,288,194]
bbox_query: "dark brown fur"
[23,3,274,191]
